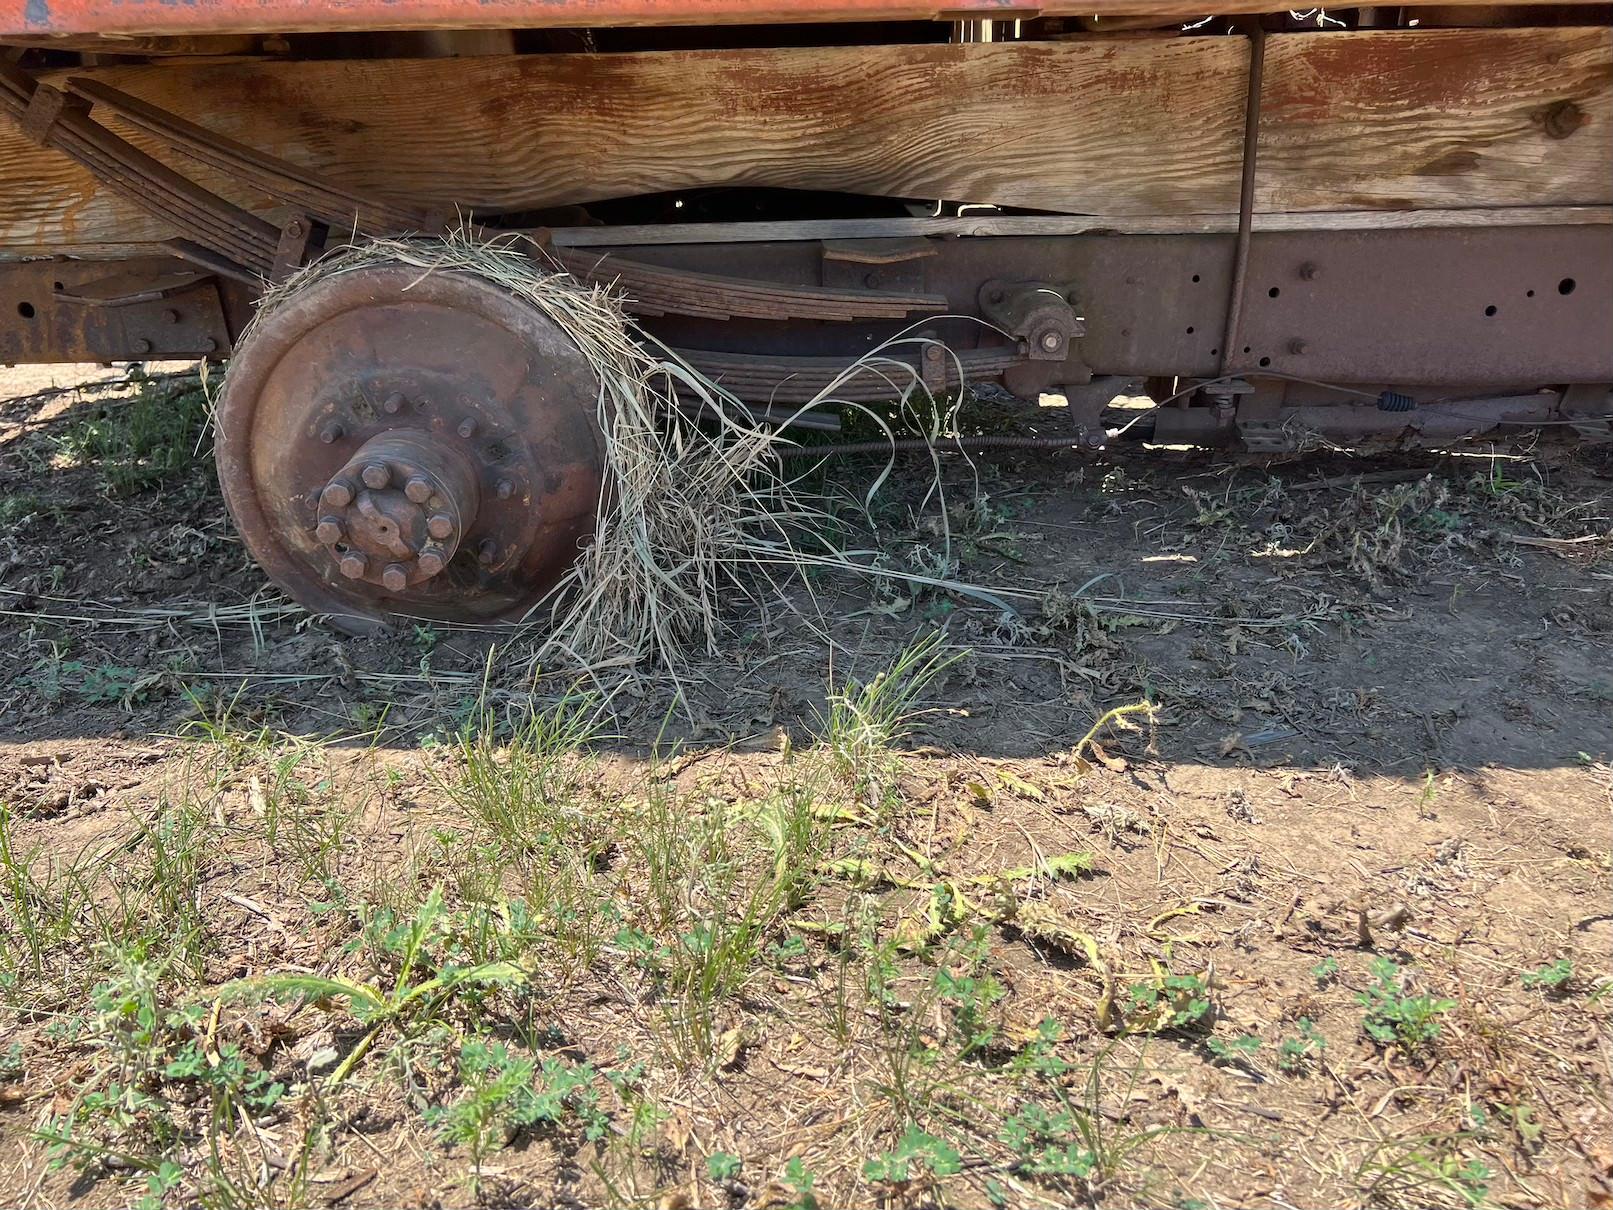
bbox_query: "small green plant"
[1358,1136,1492,1208]
[1520,959,1573,992]
[935,939,1006,1060]
[428,1039,609,1185]
[707,1151,743,1181]
[1001,1102,1095,1179]
[1358,958,1454,1054]
[221,886,524,1084]
[1205,1034,1261,1067]
[1312,956,1340,985]
[1274,1018,1327,1074]
[782,1156,818,1208]
[1125,973,1212,1033]
[863,1122,962,1184]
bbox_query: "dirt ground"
[0,362,1610,1210]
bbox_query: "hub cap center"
[313,428,482,592]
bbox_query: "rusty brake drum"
[215,262,607,632]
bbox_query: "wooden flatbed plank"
[0,29,1607,253]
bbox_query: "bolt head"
[1288,338,1309,355]
[1039,331,1063,353]
[321,480,354,509]
[403,476,433,504]
[338,551,367,579]
[495,479,515,500]
[1298,262,1319,281]
[132,337,153,355]
[457,417,479,439]
[477,539,497,566]
[381,563,409,592]
[417,548,446,577]
[382,392,405,415]
[361,462,391,490]
[426,513,455,541]
[314,515,344,544]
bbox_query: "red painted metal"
[3,0,1076,39]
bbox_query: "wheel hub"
[214,261,607,632]
[316,429,482,590]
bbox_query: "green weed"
[221,886,524,1084]
[1520,959,1573,992]
[1358,957,1455,1055]
[55,384,211,497]
[863,1122,962,1184]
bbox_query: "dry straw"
[256,229,974,683]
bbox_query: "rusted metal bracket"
[1220,19,1267,377]
[977,279,1086,361]
[270,214,317,284]
[18,82,89,146]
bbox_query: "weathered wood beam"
[0,28,1607,253]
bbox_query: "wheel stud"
[496,478,514,500]
[457,417,478,439]
[382,392,405,415]
[361,462,392,490]
[315,516,344,544]
[404,476,433,503]
[321,479,355,508]
[320,422,345,444]
[338,551,367,579]
[477,539,497,565]
[417,547,446,577]
[381,563,409,592]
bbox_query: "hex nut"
[404,476,434,504]
[417,548,446,577]
[427,513,455,540]
[314,516,344,544]
[338,551,367,579]
[361,462,391,490]
[321,480,355,509]
[381,563,409,592]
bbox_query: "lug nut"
[477,539,497,565]
[495,478,514,500]
[381,563,409,592]
[361,462,391,490]
[457,417,479,439]
[314,515,344,544]
[426,513,455,540]
[338,551,367,579]
[404,476,433,504]
[320,422,345,444]
[321,479,355,508]
[382,392,405,415]
[417,548,446,577]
